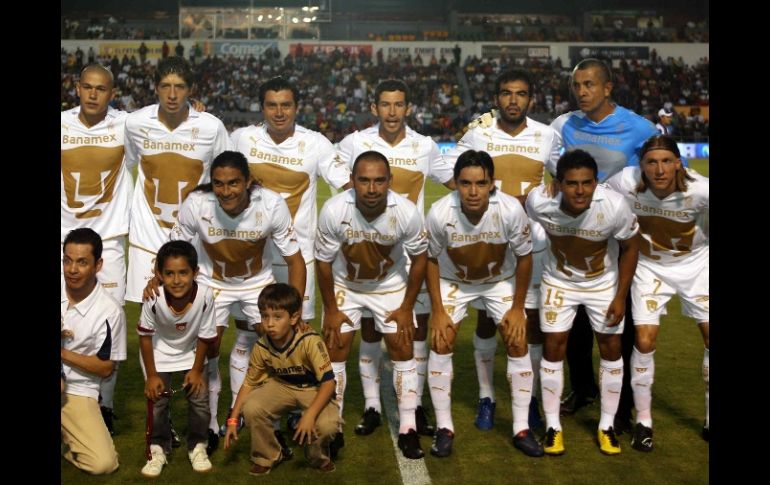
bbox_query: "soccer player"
[61,63,132,434]
[447,69,559,431]
[223,283,339,475]
[526,150,640,455]
[315,151,428,459]
[336,79,455,437]
[605,135,709,450]
[61,228,126,475]
[124,55,231,441]
[138,241,217,477]
[425,150,542,458]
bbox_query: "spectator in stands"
[655,108,674,135]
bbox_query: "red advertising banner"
[289,43,373,57]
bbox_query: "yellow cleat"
[598,427,621,455]
[544,427,565,455]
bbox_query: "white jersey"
[526,183,639,290]
[61,106,133,241]
[137,283,218,372]
[447,117,560,197]
[315,190,427,293]
[426,190,532,283]
[230,123,350,263]
[125,104,232,253]
[170,187,300,291]
[606,166,709,267]
[337,125,453,212]
[61,282,127,400]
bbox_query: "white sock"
[359,340,382,413]
[703,348,709,429]
[598,358,623,431]
[428,351,454,432]
[473,334,497,401]
[630,347,655,427]
[528,343,543,400]
[540,358,563,431]
[230,330,257,406]
[413,339,429,407]
[99,362,118,409]
[507,354,534,434]
[393,359,418,434]
[332,361,347,419]
[207,356,221,431]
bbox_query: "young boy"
[138,240,218,477]
[223,283,339,475]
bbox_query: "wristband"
[227,417,239,426]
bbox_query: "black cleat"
[430,428,454,458]
[100,406,116,435]
[275,430,294,460]
[329,431,345,460]
[631,423,653,452]
[560,390,596,415]
[354,407,382,435]
[206,428,219,456]
[415,405,435,436]
[397,429,424,459]
[513,429,544,457]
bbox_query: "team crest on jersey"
[534,131,541,143]
[298,141,306,155]
[412,141,419,155]
[596,212,604,224]
[107,121,114,132]
[616,123,625,134]
[61,123,69,131]
[363,141,373,150]
[545,310,557,324]
[191,127,200,141]
[255,212,263,225]
[317,341,329,360]
[389,216,397,229]
[175,322,188,332]
[492,212,500,229]
[645,300,658,312]
[442,305,455,315]
[683,196,693,209]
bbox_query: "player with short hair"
[315,151,428,459]
[138,240,218,477]
[336,79,455,437]
[425,149,542,458]
[61,228,126,475]
[526,149,640,456]
[605,135,709,450]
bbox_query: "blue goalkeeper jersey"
[549,105,658,182]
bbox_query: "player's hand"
[183,368,205,397]
[292,414,318,445]
[224,421,239,449]
[322,310,352,350]
[142,276,162,301]
[467,109,498,129]
[430,310,457,352]
[385,305,414,346]
[144,374,165,401]
[605,296,626,327]
[500,307,527,347]
[298,319,312,332]
[190,97,207,112]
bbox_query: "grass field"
[62,159,709,484]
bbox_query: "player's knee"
[506,340,528,357]
[84,450,119,475]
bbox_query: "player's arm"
[271,197,306,300]
[183,339,210,398]
[283,250,307,303]
[60,347,115,378]
[500,251,532,347]
[386,249,427,345]
[427,256,456,351]
[607,232,640,326]
[138,334,165,400]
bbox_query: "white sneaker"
[141,444,167,477]
[188,442,212,472]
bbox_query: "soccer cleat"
[613,413,634,436]
[474,397,496,430]
[206,429,219,456]
[430,428,455,458]
[528,397,544,431]
[354,407,382,435]
[702,422,709,442]
[249,463,272,476]
[597,427,621,455]
[170,421,181,448]
[397,429,425,459]
[560,390,596,415]
[513,429,544,457]
[631,423,653,452]
[329,431,345,460]
[141,444,167,477]
[100,406,116,435]
[415,405,436,436]
[274,430,294,460]
[189,442,213,472]
[544,427,565,455]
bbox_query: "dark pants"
[150,369,211,454]
[565,296,634,419]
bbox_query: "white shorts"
[362,284,431,318]
[632,256,709,324]
[328,284,416,335]
[211,281,275,328]
[539,280,624,335]
[439,278,516,325]
[469,251,541,312]
[273,260,315,321]
[62,236,126,303]
[126,244,158,303]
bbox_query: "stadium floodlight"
[257,14,263,21]
[292,17,299,23]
